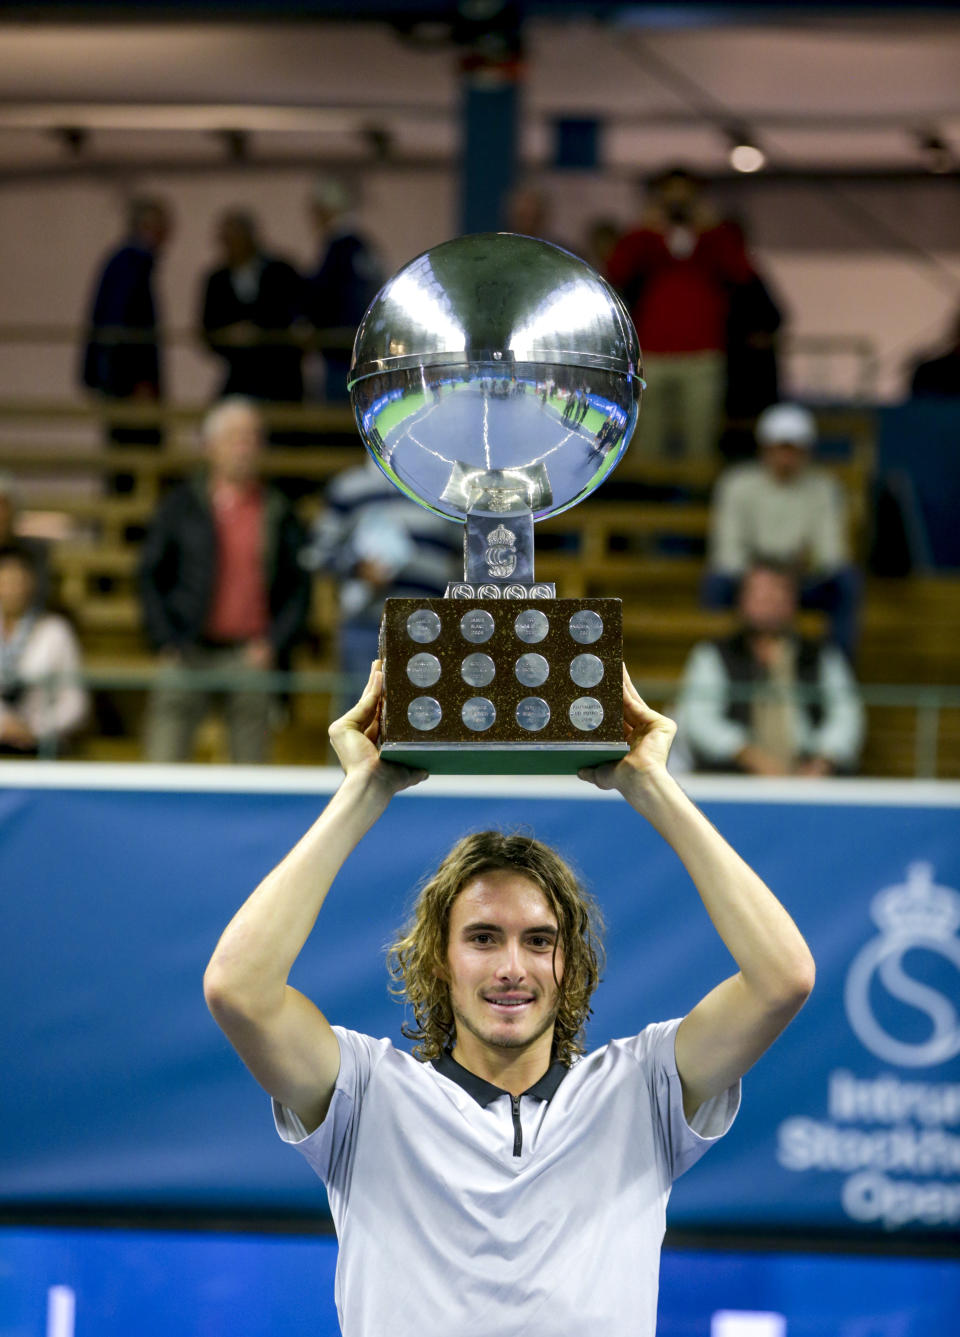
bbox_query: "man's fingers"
[332,666,383,732]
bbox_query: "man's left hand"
[578,665,677,794]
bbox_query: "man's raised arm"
[579,667,815,1121]
[203,662,425,1134]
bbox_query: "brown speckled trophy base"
[378,597,628,774]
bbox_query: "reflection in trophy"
[348,232,643,774]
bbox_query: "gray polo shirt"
[274,1019,739,1337]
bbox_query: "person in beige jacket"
[702,402,860,659]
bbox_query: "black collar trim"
[432,1049,568,1108]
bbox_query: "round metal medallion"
[406,608,442,644]
[569,696,604,731]
[515,652,550,687]
[513,609,549,644]
[461,652,496,687]
[461,697,496,732]
[407,696,442,731]
[568,610,603,645]
[460,609,496,644]
[516,697,551,732]
[569,653,604,688]
[406,652,442,688]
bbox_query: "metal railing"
[8,668,959,780]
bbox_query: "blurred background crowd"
[1,4,959,777]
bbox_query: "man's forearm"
[204,772,391,1009]
[622,769,814,1005]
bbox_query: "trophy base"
[378,595,624,775]
[381,741,629,776]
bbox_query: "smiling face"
[445,870,564,1069]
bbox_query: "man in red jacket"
[607,167,754,460]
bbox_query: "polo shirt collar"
[433,1049,568,1108]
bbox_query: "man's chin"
[455,1004,557,1054]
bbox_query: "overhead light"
[917,129,953,174]
[726,126,766,174]
[50,126,87,157]
[216,129,249,162]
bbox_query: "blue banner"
[1,767,958,1237]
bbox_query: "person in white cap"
[702,402,860,659]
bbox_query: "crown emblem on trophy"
[484,523,518,578]
[870,862,960,940]
[487,525,516,549]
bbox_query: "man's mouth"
[485,994,534,1012]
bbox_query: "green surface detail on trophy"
[347,232,644,775]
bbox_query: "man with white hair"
[138,398,310,763]
[702,402,860,659]
[305,175,384,402]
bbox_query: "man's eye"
[529,937,552,949]
[470,934,492,944]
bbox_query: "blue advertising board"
[3,1226,959,1337]
[1,765,958,1239]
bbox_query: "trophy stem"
[463,510,535,586]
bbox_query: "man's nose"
[495,941,526,981]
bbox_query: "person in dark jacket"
[722,220,784,433]
[138,398,310,763]
[81,197,172,487]
[199,209,305,404]
[305,175,384,402]
[678,560,864,777]
[909,306,960,397]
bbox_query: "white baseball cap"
[756,403,817,448]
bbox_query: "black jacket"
[138,477,310,664]
[200,255,304,402]
[81,242,161,398]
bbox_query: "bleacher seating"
[1,397,957,774]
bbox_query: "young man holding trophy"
[203,235,814,1335]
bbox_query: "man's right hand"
[328,660,427,797]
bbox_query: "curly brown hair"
[386,830,605,1067]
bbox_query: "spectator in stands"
[302,457,460,707]
[702,403,860,660]
[606,167,754,459]
[721,219,784,460]
[138,398,310,764]
[305,175,384,403]
[504,183,570,251]
[581,217,621,275]
[909,306,960,397]
[0,473,50,608]
[80,196,172,487]
[199,209,305,405]
[0,545,88,757]
[678,560,864,776]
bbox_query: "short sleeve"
[616,1018,740,1183]
[272,1027,391,1188]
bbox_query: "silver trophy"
[348,232,642,774]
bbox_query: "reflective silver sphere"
[348,233,642,523]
